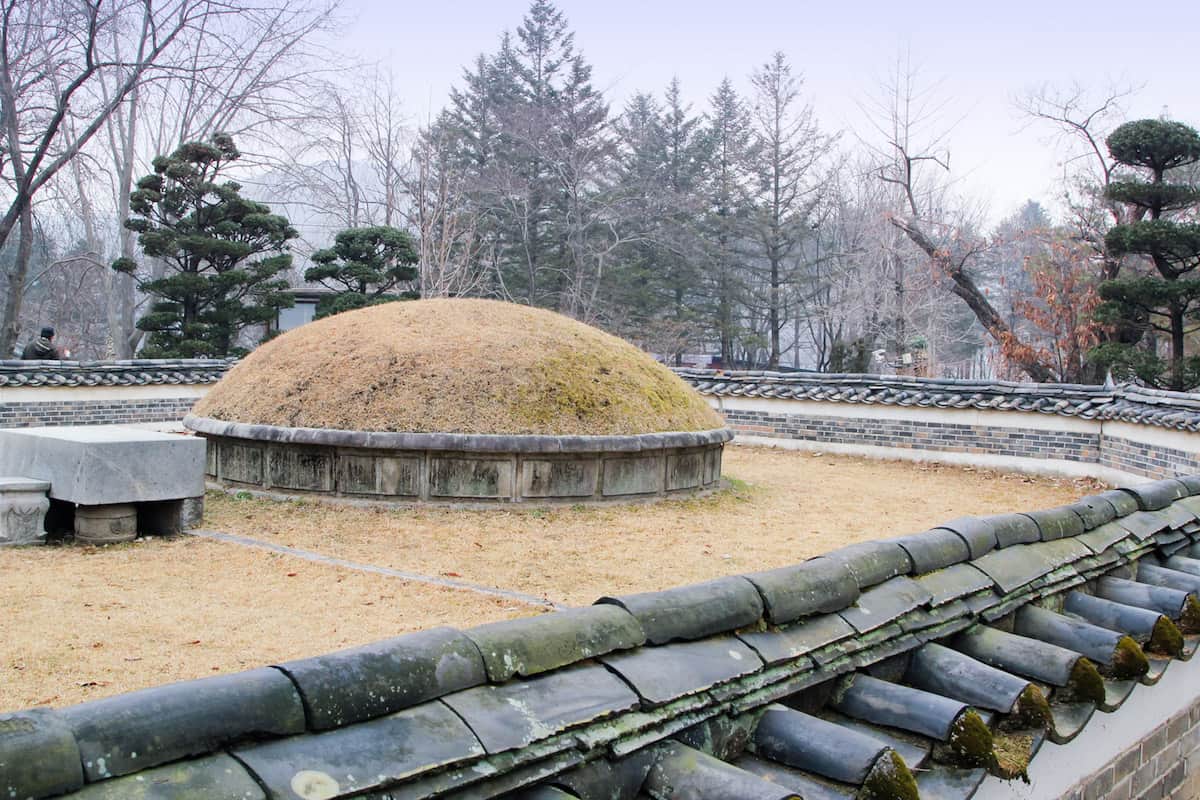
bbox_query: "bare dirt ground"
[0,445,1102,713]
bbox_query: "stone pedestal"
[75,504,137,545]
[0,477,51,546]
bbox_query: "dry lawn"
[205,445,1104,607]
[194,298,721,435]
[0,537,529,712]
[1,446,1102,714]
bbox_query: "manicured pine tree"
[1092,119,1200,389]
[113,134,296,357]
[305,226,419,318]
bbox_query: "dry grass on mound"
[194,298,722,435]
[204,446,1103,607]
[0,537,530,712]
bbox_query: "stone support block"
[75,503,137,544]
[0,477,49,545]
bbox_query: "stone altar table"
[0,426,205,543]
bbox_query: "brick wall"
[0,397,199,428]
[722,406,1102,463]
[712,397,1200,482]
[1100,434,1200,481]
[1069,704,1200,800]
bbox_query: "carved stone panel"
[521,458,599,498]
[269,448,334,492]
[219,441,263,486]
[0,478,50,546]
[602,456,662,497]
[430,457,512,499]
[340,455,420,497]
[666,450,705,491]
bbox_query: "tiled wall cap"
[1121,479,1190,511]
[743,559,860,625]
[275,627,487,731]
[821,541,913,589]
[466,605,646,682]
[597,576,764,645]
[58,667,305,782]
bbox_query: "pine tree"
[305,226,419,318]
[113,134,296,357]
[1091,119,1200,389]
[701,79,754,366]
[748,52,831,367]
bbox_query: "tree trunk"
[0,203,34,355]
[1171,307,1186,391]
[889,216,1055,383]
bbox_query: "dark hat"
[40,326,54,339]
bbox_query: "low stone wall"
[187,415,731,504]
[680,371,1200,485]
[0,359,229,428]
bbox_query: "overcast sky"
[341,0,1200,226]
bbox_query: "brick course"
[1073,708,1200,800]
[718,405,1200,481]
[0,397,197,428]
[721,407,1102,463]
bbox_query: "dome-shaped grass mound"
[194,298,724,436]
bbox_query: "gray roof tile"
[232,700,483,798]
[934,517,998,558]
[1023,506,1086,541]
[823,541,913,589]
[743,558,859,625]
[442,664,639,754]
[914,563,994,606]
[738,614,856,665]
[838,577,933,634]
[981,513,1042,547]
[467,605,645,682]
[59,753,265,799]
[890,529,972,573]
[597,576,762,645]
[0,709,82,800]
[600,636,763,707]
[59,667,304,782]
[276,627,487,730]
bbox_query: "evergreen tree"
[701,78,754,366]
[747,52,831,367]
[658,79,712,336]
[1091,119,1200,389]
[305,226,419,318]
[113,134,296,357]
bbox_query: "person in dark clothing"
[21,326,59,360]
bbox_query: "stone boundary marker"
[185,414,733,505]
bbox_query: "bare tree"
[405,125,493,298]
[0,0,231,353]
[864,54,1055,381]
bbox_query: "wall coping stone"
[0,358,232,388]
[184,413,734,453]
[678,368,1200,432]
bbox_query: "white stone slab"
[0,426,205,505]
